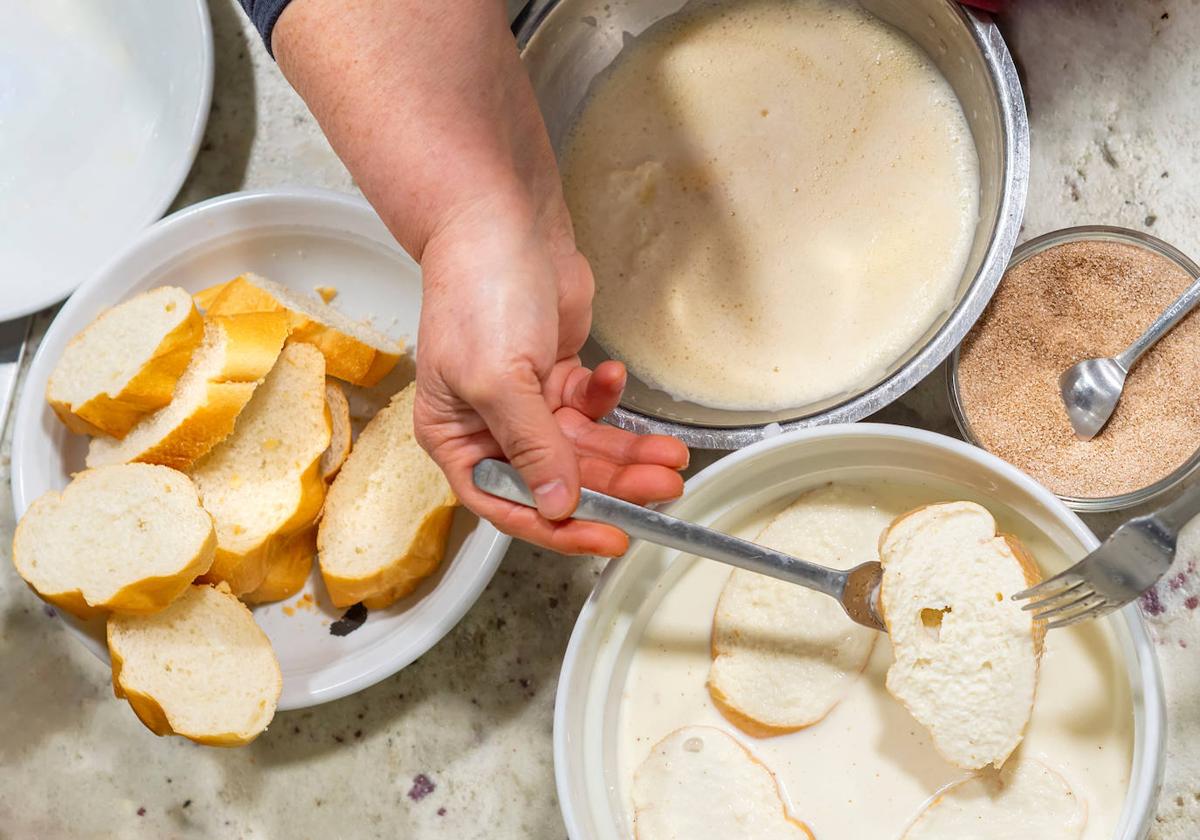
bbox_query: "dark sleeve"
[237,0,295,58]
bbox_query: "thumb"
[472,370,580,521]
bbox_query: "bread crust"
[320,380,352,481]
[206,275,401,386]
[241,525,316,604]
[48,291,204,438]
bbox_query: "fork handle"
[472,459,847,599]
[1150,477,1200,535]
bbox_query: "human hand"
[413,198,688,557]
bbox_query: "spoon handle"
[471,458,848,599]
[1116,275,1200,371]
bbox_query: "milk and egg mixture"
[561,0,980,411]
[617,483,1134,838]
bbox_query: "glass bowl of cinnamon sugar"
[948,225,1200,512]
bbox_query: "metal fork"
[1014,481,1200,628]
[472,459,886,632]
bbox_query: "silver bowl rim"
[516,2,1031,450]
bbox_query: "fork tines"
[1013,573,1120,629]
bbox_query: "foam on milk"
[561,0,980,411]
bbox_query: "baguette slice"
[632,726,814,840]
[708,485,882,736]
[192,343,330,596]
[193,281,229,312]
[206,273,402,386]
[86,313,290,471]
[903,758,1086,839]
[107,583,281,746]
[241,525,316,605]
[11,464,216,619]
[47,286,204,438]
[880,502,1044,770]
[320,380,352,481]
[318,383,457,608]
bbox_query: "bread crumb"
[315,286,338,303]
[282,605,295,617]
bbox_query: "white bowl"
[554,424,1164,839]
[10,187,510,710]
[0,0,214,319]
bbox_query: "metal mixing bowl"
[516,0,1029,449]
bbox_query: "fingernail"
[533,480,573,520]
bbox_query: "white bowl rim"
[553,422,1165,840]
[9,186,512,710]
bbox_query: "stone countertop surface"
[2,1,1199,838]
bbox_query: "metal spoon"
[1060,274,1200,440]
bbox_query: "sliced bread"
[320,379,352,481]
[206,273,402,386]
[191,342,330,596]
[47,286,204,438]
[903,758,1086,839]
[241,525,316,605]
[880,502,1044,770]
[318,383,457,608]
[107,583,281,746]
[707,485,883,736]
[193,281,229,312]
[86,312,290,471]
[12,464,215,619]
[632,726,814,840]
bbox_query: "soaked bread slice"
[320,380,352,481]
[191,343,330,596]
[107,583,281,746]
[86,313,290,471]
[318,383,457,608]
[707,485,883,736]
[632,726,814,840]
[47,286,204,438]
[205,273,402,386]
[880,502,1044,770]
[903,758,1085,838]
[12,464,216,619]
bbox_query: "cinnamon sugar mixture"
[957,239,1200,499]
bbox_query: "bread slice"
[880,502,1044,770]
[205,273,402,386]
[192,281,229,312]
[241,525,316,605]
[318,383,457,608]
[903,758,1086,839]
[107,583,281,746]
[11,464,216,619]
[85,313,290,471]
[707,485,883,736]
[191,342,330,596]
[47,286,204,438]
[320,380,352,481]
[632,726,814,840]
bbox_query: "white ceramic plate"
[10,188,511,710]
[554,425,1165,840]
[0,0,213,320]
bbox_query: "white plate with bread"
[9,188,510,740]
[0,0,213,319]
[555,425,1165,840]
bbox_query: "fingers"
[579,458,685,505]
[560,359,627,420]
[558,408,690,469]
[469,366,581,521]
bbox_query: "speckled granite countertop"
[1,1,1198,838]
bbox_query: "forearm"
[272,0,563,260]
